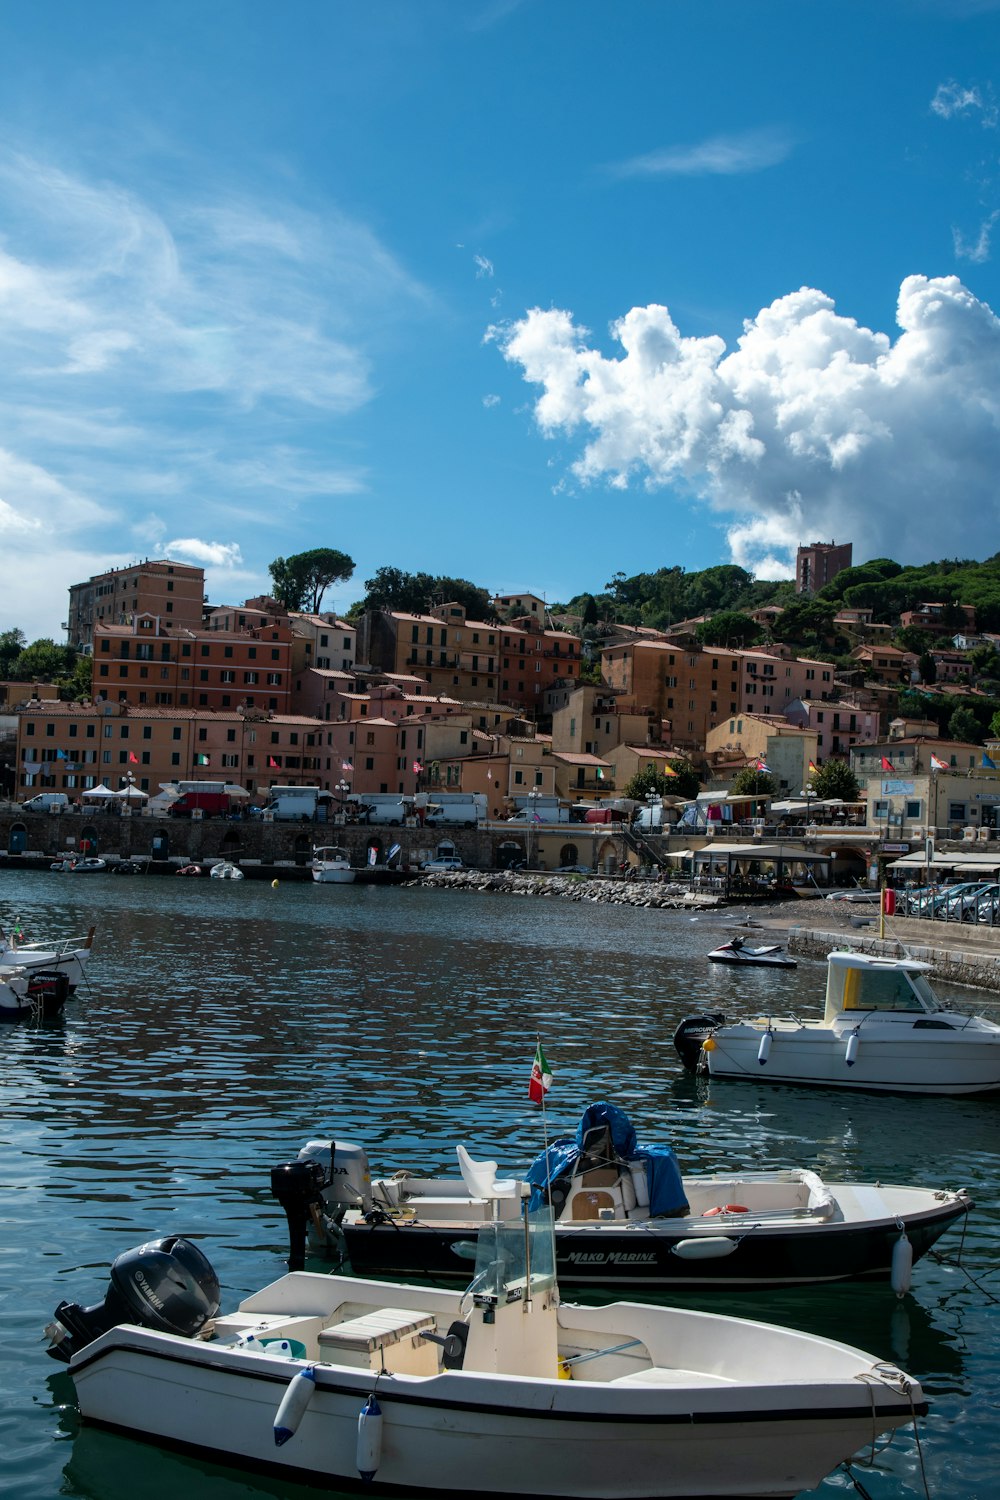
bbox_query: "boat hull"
[311,868,356,884]
[0,947,90,991]
[341,1199,967,1289]
[702,1027,1000,1095]
[68,1330,920,1498]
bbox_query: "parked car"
[420,856,465,872]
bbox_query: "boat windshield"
[849,966,939,1014]
[466,1204,556,1304]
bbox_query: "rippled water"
[1,869,998,1500]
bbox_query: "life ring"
[702,1204,750,1217]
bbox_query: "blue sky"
[1,0,999,641]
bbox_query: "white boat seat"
[456,1143,519,1198]
[319,1307,435,1354]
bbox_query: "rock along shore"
[411,869,724,910]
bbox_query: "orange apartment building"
[92,612,295,716]
[600,641,743,752]
[66,559,205,651]
[736,650,837,713]
[357,603,578,715]
[16,703,328,799]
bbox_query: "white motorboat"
[311,846,355,885]
[708,937,797,969]
[0,965,72,1022]
[209,861,245,881]
[0,923,94,991]
[276,1101,971,1290]
[50,856,107,874]
[46,1220,925,1498]
[675,949,1000,1095]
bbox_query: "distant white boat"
[47,1219,926,1498]
[675,949,1000,1094]
[311,847,355,885]
[209,862,244,881]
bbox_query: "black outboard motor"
[27,970,71,1020]
[672,1013,727,1073]
[271,1159,327,1272]
[47,1235,220,1363]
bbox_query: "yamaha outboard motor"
[47,1235,220,1363]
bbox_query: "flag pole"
[535,1033,558,1294]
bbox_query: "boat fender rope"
[854,1365,931,1498]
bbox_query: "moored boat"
[674,949,1000,1094]
[274,1101,971,1290]
[311,846,355,884]
[0,965,72,1022]
[0,923,94,991]
[209,861,244,881]
[46,1214,926,1498]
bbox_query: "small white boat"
[276,1101,971,1291]
[209,861,244,881]
[0,924,94,992]
[0,965,72,1022]
[675,949,1000,1094]
[311,846,355,885]
[46,1219,926,1498]
[50,856,107,874]
[708,937,797,969]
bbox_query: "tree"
[729,768,776,798]
[268,548,355,613]
[12,639,76,681]
[948,706,983,745]
[917,652,937,685]
[695,611,763,648]
[0,629,26,678]
[355,567,493,619]
[808,760,860,802]
[581,594,599,627]
[622,758,700,801]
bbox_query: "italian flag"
[528,1042,553,1104]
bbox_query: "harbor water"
[1,868,998,1500]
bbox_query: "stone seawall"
[787,925,1000,995]
[413,869,725,910]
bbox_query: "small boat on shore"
[274,1102,971,1291]
[46,1215,926,1498]
[51,856,107,874]
[675,949,1000,1095]
[209,861,244,881]
[311,846,355,885]
[708,937,797,969]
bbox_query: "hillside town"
[3,539,1000,859]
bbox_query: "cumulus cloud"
[610,127,794,178]
[165,538,243,568]
[494,276,1000,575]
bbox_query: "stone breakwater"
[411,869,724,910]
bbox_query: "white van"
[424,793,487,828]
[22,792,70,813]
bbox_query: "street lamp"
[336,778,351,821]
[526,788,542,868]
[801,781,814,833]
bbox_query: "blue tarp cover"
[524,1100,688,1217]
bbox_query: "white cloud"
[474,253,495,279]
[164,538,243,568]
[496,276,1000,576]
[931,80,998,126]
[482,393,501,408]
[953,209,1000,262]
[610,127,794,179]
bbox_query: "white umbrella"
[113,786,149,800]
[222,783,251,799]
[81,785,116,800]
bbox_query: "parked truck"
[423,792,487,828]
[168,783,233,818]
[263,785,332,821]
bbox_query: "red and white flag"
[528,1042,553,1104]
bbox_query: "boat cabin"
[823,952,941,1025]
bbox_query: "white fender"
[891,1229,913,1297]
[757,1031,772,1065]
[273,1366,317,1447]
[670,1237,738,1260]
[845,1030,860,1067]
[357,1392,383,1481]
